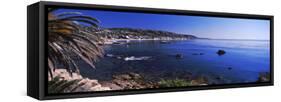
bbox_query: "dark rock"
[216,76,223,80]
[175,54,183,59]
[228,67,232,70]
[199,53,204,55]
[217,50,226,56]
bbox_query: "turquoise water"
[79,39,270,84]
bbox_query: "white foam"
[124,56,151,61]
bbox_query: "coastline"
[102,38,192,45]
[48,37,270,93]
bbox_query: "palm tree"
[48,8,104,79]
[48,76,86,93]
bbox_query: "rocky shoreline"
[49,69,270,93]
[48,69,209,93]
[100,72,158,90]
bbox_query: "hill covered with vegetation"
[95,28,197,40]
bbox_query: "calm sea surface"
[79,39,270,84]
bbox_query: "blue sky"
[54,8,270,40]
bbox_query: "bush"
[257,72,270,82]
[158,79,191,88]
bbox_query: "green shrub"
[257,72,270,82]
[158,79,191,88]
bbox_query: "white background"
[0,0,280,101]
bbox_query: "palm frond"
[48,9,104,78]
[48,8,59,13]
[56,12,83,17]
[48,76,84,93]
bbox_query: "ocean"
[79,39,270,84]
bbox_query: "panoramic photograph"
[47,8,270,94]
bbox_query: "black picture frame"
[27,1,274,100]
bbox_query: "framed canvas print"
[27,1,274,100]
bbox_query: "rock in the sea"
[216,50,226,56]
[227,67,232,70]
[215,76,223,80]
[175,54,183,59]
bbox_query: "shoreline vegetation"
[48,9,270,93]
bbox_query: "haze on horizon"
[54,8,270,40]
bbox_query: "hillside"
[95,28,197,40]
